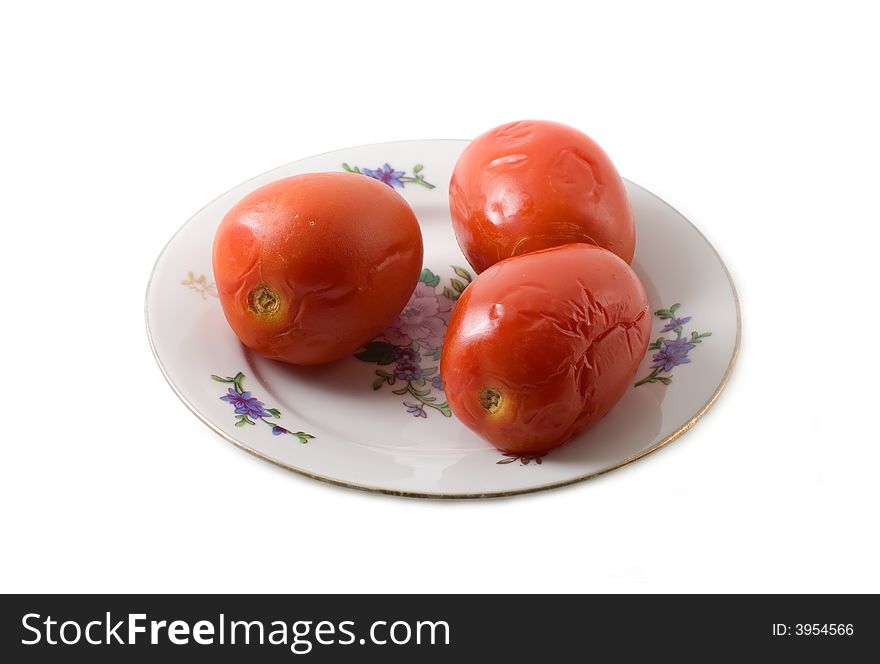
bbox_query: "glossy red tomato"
[440,243,650,454]
[449,120,635,273]
[212,172,423,365]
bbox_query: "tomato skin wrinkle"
[448,119,635,274]
[440,244,650,455]
[212,172,423,366]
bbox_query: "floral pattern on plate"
[342,162,435,189]
[181,271,217,299]
[497,453,547,466]
[212,372,315,444]
[635,304,711,387]
[355,266,473,418]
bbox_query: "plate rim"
[144,140,741,500]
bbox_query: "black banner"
[0,595,874,661]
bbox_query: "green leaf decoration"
[670,303,681,314]
[442,286,456,300]
[450,278,467,293]
[410,384,431,397]
[235,415,255,427]
[266,408,281,418]
[657,376,672,385]
[452,265,473,283]
[413,163,424,174]
[419,268,440,287]
[232,373,245,392]
[294,432,315,444]
[355,341,398,365]
[212,373,245,392]
[372,377,385,390]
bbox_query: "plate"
[145,140,739,498]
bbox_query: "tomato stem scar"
[248,284,281,318]
[479,387,503,414]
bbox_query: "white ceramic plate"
[146,140,739,498]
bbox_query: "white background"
[1,1,878,593]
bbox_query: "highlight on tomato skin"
[439,243,651,455]
[448,119,635,274]
[212,172,423,366]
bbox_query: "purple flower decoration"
[382,282,453,348]
[212,372,315,441]
[651,337,696,372]
[394,361,422,382]
[354,265,472,419]
[343,161,435,190]
[394,346,421,364]
[660,316,692,333]
[362,163,405,189]
[220,388,271,419]
[635,305,711,388]
[404,402,427,418]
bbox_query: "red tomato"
[212,172,423,365]
[440,243,650,454]
[449,120,635,273]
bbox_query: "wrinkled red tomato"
[440,243,650,454]
[212,172,423,365]
[448,120,635,273]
